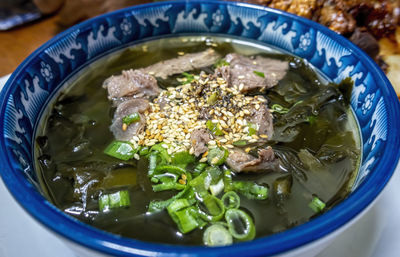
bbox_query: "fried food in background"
[244,0,400,99]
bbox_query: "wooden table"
[0,15,60,76]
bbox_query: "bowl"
[1,1,400,256]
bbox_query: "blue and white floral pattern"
[362,93,375,114]
[212,9,224,27]
[298,32,311,51]
[0,3,399,255]
[120,18,132,36]
[40,61,53,82]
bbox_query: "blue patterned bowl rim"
[1,1,400,256]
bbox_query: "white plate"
[0,74,399,257]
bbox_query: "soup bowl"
[1,1,399,256]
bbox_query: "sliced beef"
[247,104,274,139]
[103,69,160,103]
[110,98,150,141]
[190,128,211,157]
[219,53,288,93]
[141,48,221,79]
[226,147,278,173]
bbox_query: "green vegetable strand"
[271,104,289,114]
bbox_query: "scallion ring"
[225,209,255,241]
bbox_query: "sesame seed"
[189,147,195,154]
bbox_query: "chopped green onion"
[167,198,192,213]
[233,140,248,146]
[207,147,229,166]
[205,166,223,184]
[309,196,325,213]
[152,181,186,192]
[187,206,208,229]
[225,209,255,241]
[182,72,195,84]
[194,163,208,175]
[150,143,172,163]
[167,199,198,233]
[104,141,136,161]
[210,179,224,196]
[154,165,187,175]
[148,152,157,176]
[221,191,240,209]
[151,165,188,191]
[203,224,233,246]
[232,181,268,200]
[253,70,265,78]
[122,112,140,126]
[172,151,195,167]
[247,122,258,136]
[207,92,219,105]
[99,190,130,212]
[147,186,194,213]
[175,208,199,233]
[214,59,229,68]
[206,120,224,136]
[271,104,289,114]
[223,170,233,192]
[151,176,159,183]
[189,171,212,198]
[198,194,225,222]
[139,146,150,156]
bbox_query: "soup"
[35,36,360,246]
